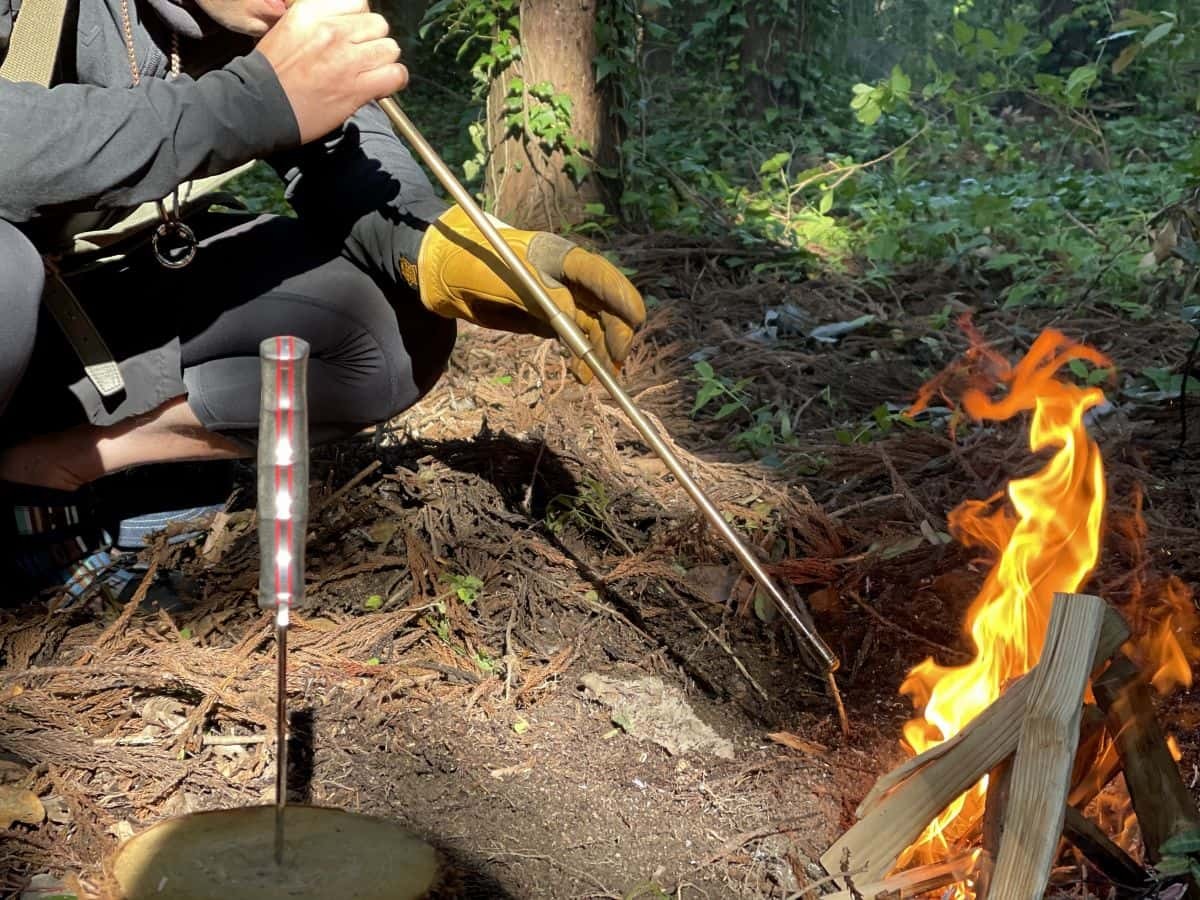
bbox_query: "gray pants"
[0,214,456,447]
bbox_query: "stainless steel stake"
[377,96,839,675]
[274,621,288,865]
[258,337,312,866]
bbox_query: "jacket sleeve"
[268,99,450,290]
[0,51,299,222]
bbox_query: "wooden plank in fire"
[1094,653,1200,899]
[1062,805,1147,889]
[820,851,978,900]
[988,592,1106,899]
[820,601,1130,886]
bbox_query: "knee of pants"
[315,264,456,426]
[356,308,456,426]
[0,220,46,414]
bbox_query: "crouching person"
[0,0,644,596]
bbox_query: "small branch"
[826,671,849,740]
[73,549,163,666]
[847,591,970,663]
[672,594,770,702]
[829,493,904,520]
[316,459,382,514]
[820,852,979,900]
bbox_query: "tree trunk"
[485,0,613,231]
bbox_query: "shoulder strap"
[0,0,70,86]
[2,2,126,399]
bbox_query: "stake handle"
[257,336,311,616]
[379,96,838,674]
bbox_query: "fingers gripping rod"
[378,97,838,675]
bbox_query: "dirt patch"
[2,245,1198,898]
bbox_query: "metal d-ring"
[152,218,198,269]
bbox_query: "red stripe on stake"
[274,336,284,606]
[286,336,295,608]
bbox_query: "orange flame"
[1112,485,1200,696]
[898,329,1109,869]
[896,327,1200,881]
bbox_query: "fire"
[897,329,1109,867]
[1113,486,1199,696]
[894,326,1200,881]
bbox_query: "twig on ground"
[521,437,548,516]
[73,549,164,666]
[671,594,769,702]
[691,820,815,872]
[170,621,271,754]
[877,445,938,527]
[317,458,382,514]
[407,660,483,684]
[846,591,969,663]
[829,493,903,519]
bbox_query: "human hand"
[257,0,407,143]
[416,207,646,382]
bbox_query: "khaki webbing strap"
[2,0,127,398]
[0,0,69,86]
[41,267,126,399]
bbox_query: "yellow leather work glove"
[416,206,646,382]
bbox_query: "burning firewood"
[821,851,979,900]
[820,601,1129,886]
[1094,654,1200,898]
[1062,806,1146,889]
[987,592,1106,899]
[823,332,1200,900]
[822,594,1200,899]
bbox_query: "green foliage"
[1155,827,1200,886]
[851,66,911,126]
[421,0,520,89]
[691,360,799,458]
[1108,8,1200,108]
[419,0,632,192]
[442,572,484,605]
[834,404,924,446]
[503,78,591,183]
[382,0,1199,329]
[850,116,1191,314]
[546,478,622,541]
[226,162,290,216]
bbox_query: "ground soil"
[2,240,1198,899]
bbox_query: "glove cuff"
[526,232,577,289]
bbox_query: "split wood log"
[988,592,1106,899]
[821,602,1129,884]
[821,851,978,900]
[981,760,1013,856]
[1094,653,1200,899]
[1069,704,1106,793]
[981,705,1142,894]
[962,705,1104,897]
[1067,736,1120,811]
[1062,805,1147,888]
[973,759,1013,898]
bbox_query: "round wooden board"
[109,805,440,900]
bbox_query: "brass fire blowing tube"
[377,97,839,675]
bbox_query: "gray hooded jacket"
[0,0,447,279]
